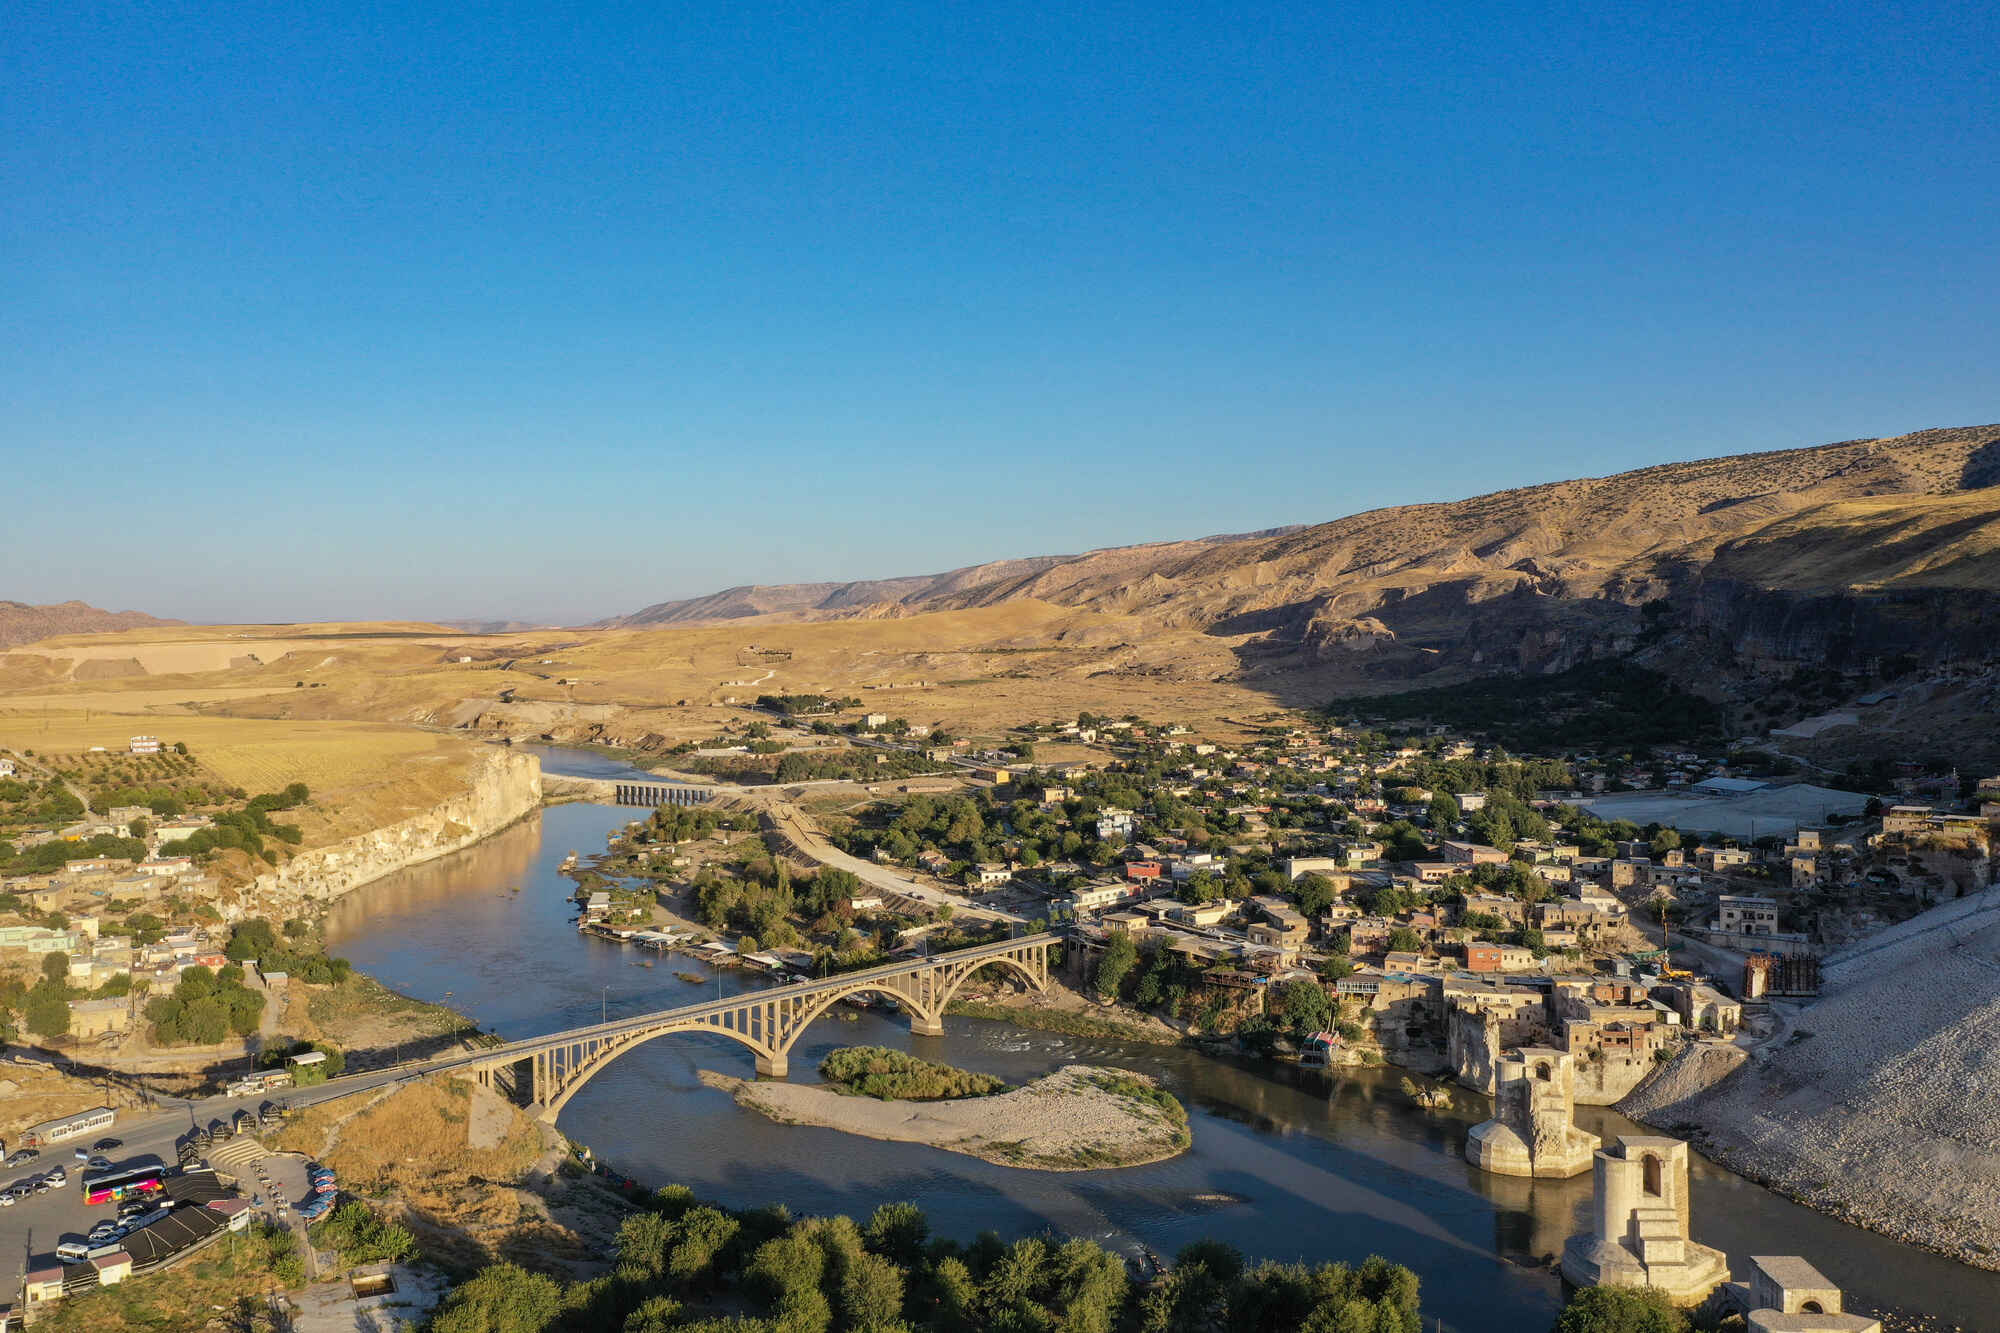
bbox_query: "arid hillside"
[0,600,183,649]
[604,425,2000,690]
[4,426,1995,771]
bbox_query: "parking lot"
[0,1142,169,1264]
[0,1134,314,1271]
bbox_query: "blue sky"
[5,1,1995,624]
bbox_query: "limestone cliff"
[245,747,541,912]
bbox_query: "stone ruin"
[1465,1046,1598,1178]
[1561,1135,1728,1303]
[1739,1256,1880,1332]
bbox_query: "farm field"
[0,709,488,845]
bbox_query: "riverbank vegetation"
[431,1186,1427,1333]
[819,1046,1005,1101]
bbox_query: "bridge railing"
[374,932,1055,1078]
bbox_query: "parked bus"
[224,1070,293,1097]
[19,1107,115,1149]
[82,1165,165,1206]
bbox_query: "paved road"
[760,799,1026,925]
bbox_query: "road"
[759,798,1026,925]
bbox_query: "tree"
[1648,828,1682,856]
[1551,1285,1689,1333]
[41,951,69,984]
[1386,927,1422,954]
[1292,873,1336,919]
[25,979,69,1039]
[1273,978,1334,1035]
[862,1201,929,1266]
[430,1263,565,1333]
[1094,933,1140,999]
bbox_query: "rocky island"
[702,1051,1192,1171]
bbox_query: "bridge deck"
[383,932,1057,1083]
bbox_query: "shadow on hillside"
[1962,437,2000,490]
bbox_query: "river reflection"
[324,775,1996,1332]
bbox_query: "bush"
[818,1046,1005,1100]
[309,1200,415,1264]
[1552,1285,1690,1333]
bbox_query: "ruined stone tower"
[1465,1046,1598,1178]
[1560,1135,1728,1303]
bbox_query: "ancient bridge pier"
[466,934,1056,1121]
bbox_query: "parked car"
[0,1193,14,1207]
[9,1149,38,1164]
[91,1138,121,1152]
[87,1156,112,1171]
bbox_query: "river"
[324,754,2000,1331]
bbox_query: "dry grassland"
[0,709,488,844]
[278,1078,629,1276]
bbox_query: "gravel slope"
[1621,912,2000,1268]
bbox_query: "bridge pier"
[908,1012,945,1038]
[755,1051,789,1079]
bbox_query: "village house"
[1464,942,1537,973]
[1717,894,1781,936]
[1439,840,1509,867]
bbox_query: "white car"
[0,1193,14,1207]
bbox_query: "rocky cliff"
[245,747,542,914]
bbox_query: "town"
[8,695,1989,1328]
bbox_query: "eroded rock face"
[247,748,542,913]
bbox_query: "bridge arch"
[931,953,1047,1015]
[482,934,1057,1122]
[537,978,950,1118]
[539,1019,783,1119]
[783,979,941,1047]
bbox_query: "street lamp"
[601,985,610,1026]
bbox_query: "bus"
[19,1106,115,1149]
[224,1070,293,1097]
[82,1165,165,1206]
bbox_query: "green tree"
[41,951,69,984]
[429,1263,565,1333]
[1292,874,1337,919]
[1273,978,1334,1036]
[25,979,70,1039]
[862,1201,930,1267]
[1094,933,1140,999]
[1551,1285,1690,1333]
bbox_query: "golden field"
[0,603,1289,766]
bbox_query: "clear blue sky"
[6,1,1995,624]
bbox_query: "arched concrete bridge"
[464,933,1055,1120]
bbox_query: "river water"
[325,754,2000,1331]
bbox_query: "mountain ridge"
[0,600,185,650]
[601,427,2000,692]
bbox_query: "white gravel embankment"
[1619,911,2000,1269]
[703,1064,1190,1171]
